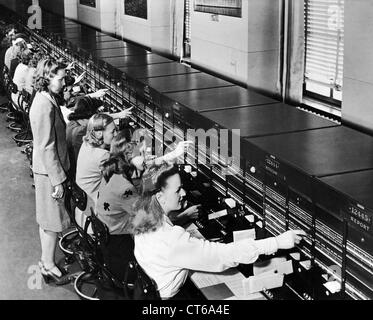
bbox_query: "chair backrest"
[19,89,31,112]
[3,70,11,98]
[17,89,23,110]
[10,80,18,94]
[87,208,160,300]
[64,181,87,235]
[85,208,125,289]
[88,207,110,251]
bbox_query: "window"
[124,0,147,20]
[304,0,344,106]
[194,0,242,18]
[79,0,96,8]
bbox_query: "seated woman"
[75,113,118,228]
[12,49,32,106]
[129,164,306,300]
[75,112,188,226]
[25,50,43,96]
[67,92,132,179]
[94,132,195,298]
[129,136,201,226]
[8,37,28,79]
[4,35,26,71]
[66,91,108,178]
[0,25,16,94]
[95,133,139,298]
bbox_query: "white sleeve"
[13,65,20,89]
[166,226,278,273]
[20,67,27,90]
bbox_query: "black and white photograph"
[0,0,371,309]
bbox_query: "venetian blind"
[304,0,344,94]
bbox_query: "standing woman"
[29,58,70,284]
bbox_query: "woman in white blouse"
[129,164,306,299]
[12,49,32,107]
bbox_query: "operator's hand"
[89,88,108,99]
[51,183,64,200]
[74,71,86,85]
[275,230,306,249]
[181,204,201,220]
[115,107,133,119]
[164,141,194,162]
[66,61,75,70]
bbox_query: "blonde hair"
[110,130,135,158]
[128,164,178,235]
[33,58,66,92]
[100,131,135,183]
[8,40,26,62]
[83,113,114,147]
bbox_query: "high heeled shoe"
[39,261,71,286]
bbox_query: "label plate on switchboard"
[347,203,372,233]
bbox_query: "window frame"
[124,0,148,20]
[79,0,96,8]
[303,0,344,109]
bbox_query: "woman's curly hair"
[29,50,44,68]
[33,58,66,92]
[128,164,178,235]
[100,131,136,183]
[110,130,135,158]
[19,49,32,65]
[83,113,114,147]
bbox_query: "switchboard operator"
[130,164,307,299]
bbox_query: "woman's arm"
[167,227,305,273]
[143,141,194,169]
[85,89,133,120]
[107,107,133,120]
[169,205,201,226]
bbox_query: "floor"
[0,96,78,300]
